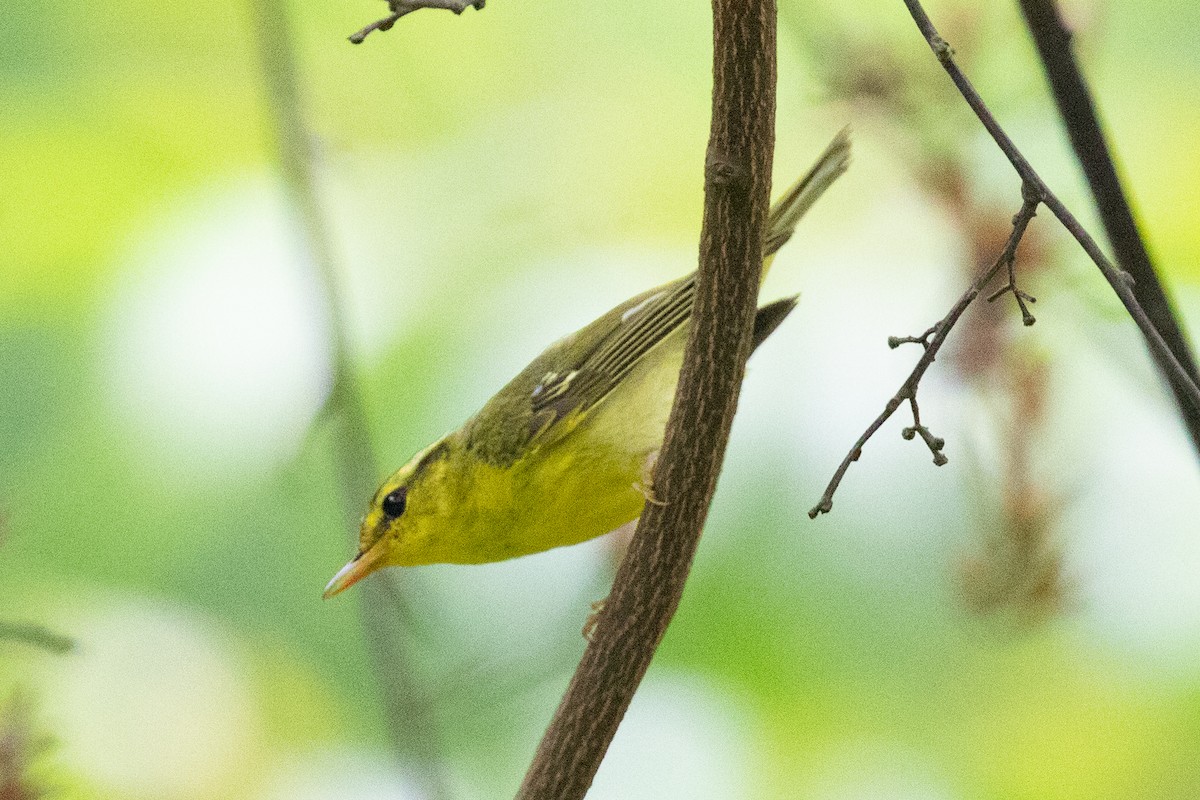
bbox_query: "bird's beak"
[322,542,387,599]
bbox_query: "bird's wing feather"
[528,274,696,438]
[461,275,693,466]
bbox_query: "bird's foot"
[582,597,607,641]
[634,449,666,506]
[633,480,667,506]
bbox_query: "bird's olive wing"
[459,274,694,467]
[528,274,696,437]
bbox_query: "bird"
[324,130,850,598]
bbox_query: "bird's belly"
[516,448,649,555]
[446,429,659,564]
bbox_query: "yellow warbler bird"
[324,131,850,598]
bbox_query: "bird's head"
[322,437,454,598]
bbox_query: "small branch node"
[901,395,948,464]
[1018,297,1037,326]
[901,424,949,464]
[704,150,750,191]
[1019,180,1045,206]
[986,282,1037,325]
[888,325,938,350]
[931,34,955,62]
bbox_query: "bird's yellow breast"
[437,327,687,564]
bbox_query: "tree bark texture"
[514,0,777,797]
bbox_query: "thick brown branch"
[515,0,777,797]
[810,196,1040,518]
[900,0,1200,420]
[1015,0,1200,457]
[349,0,485,44]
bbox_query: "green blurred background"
[3,0,1200,797]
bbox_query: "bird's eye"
[381,487,407,518]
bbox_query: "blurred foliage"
[2,0,1200,798]
[0,694,54,800]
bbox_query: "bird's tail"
[761,128,851,276]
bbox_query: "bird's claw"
[582,598,607,641]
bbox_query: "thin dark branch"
[349,0,485,44]
[248,2,450,796]
[1015,0,1200,456]
[899,0,1200,419]
[810,196,1040,518]
[0,622,75,655]
[515,0,778,796]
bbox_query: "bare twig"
[0,622,74,655]
[1015,0,1200,457]
[813,0,1200,517]
[899,0,1200,419]
[349,0,485,44]
[986,252,1037,327]
[248,1,449,796]
[515,0,777,796]
[810,195,1040,518]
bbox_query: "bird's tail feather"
[762,128,851,272]
[751,295,800,351]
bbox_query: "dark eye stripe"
[381,487,407,518]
